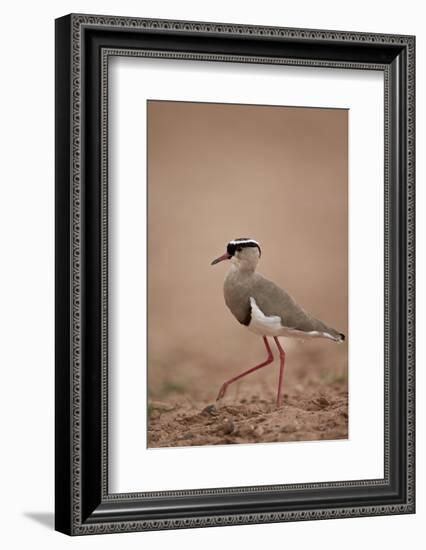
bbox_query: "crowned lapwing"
[211,238,345,408]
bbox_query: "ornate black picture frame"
[55,13,415,535]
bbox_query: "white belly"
[247,297,337,341]
[248,297,286,336]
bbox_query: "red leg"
[274,337,286,407]
[216,336,274,401]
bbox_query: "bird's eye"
[236,246,242,252]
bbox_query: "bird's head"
[211,238,261,272]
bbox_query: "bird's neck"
[229,262,256,275]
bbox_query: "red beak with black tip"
[211,252,231,265]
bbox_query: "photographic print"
[147,100,348,448]
[56,15,415,534]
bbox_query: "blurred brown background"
[147,100,348,405]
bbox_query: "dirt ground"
[147,342,348,448]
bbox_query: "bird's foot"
[216,383,228,401]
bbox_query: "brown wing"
[252,273,341,338]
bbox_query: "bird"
[211,238,345,408]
